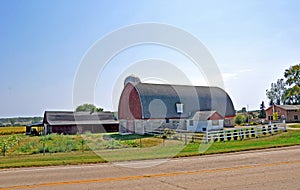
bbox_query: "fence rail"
[168,123,287,144]
[205,123,286,143]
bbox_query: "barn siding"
[51,124,118,135]
[118,83,142,120]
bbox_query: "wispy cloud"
[239,68,255,73]
[222,73,238,81]
[222,68,255,81]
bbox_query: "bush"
[250,122,259,126]
[234,115,247,125]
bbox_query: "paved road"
[1,146,300,190]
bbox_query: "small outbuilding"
[186,111,224,132]
[43,111,119,135]
[26,122,44,135]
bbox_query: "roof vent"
[124,75,141,86]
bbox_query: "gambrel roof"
[132,83,235,119]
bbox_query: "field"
[0,126,26,135]
[0,126,300,168]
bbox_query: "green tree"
[8,118,17,126]
[258,101,266,118]
[241,107,247,113]
[75,104,103,113]
[0,135,20,156]
[284,64,300,86]
[283,86,300,105]
[234,115,247,125]
[283,64,300,105]
[266,79,286,105]
[273,112,279,121]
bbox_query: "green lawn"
[0,130,300,169]
[288,123,300,128]
[178,130,300,157]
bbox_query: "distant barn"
[43,111,119,135]
[118,76,235,134]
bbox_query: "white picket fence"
[205,123,287,143]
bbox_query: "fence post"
[233,130,238,140]
[255,127,258,138]
[283,120,287,132]
[205,130,208,143]
[43,142,46,156]
[184,134,187,145]
[239,129,243,140]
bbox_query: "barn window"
[176,103,183,114]
[189,120,194,126]
[224,119,231,126]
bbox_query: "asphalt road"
[1,146,300,190]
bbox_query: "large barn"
[118,76,235,134]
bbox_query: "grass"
[288,123,300,128]
[0,151,105,169]
[178,130,300,157]
[0,130,300,169]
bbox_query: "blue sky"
[1,0,300,117]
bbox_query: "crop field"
[0,126,26,135]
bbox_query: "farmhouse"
[43,111,119,135]
[266,105,300,123]
[118,77,235,134]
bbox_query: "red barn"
[118,77,235,134]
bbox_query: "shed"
[26,122,43,135]
[187,111,224,132]
[43,111,119,135]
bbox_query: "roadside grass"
[0,130,299,169]
[0,126,26,135]
[0,151,105,169]
[288,123,300,128]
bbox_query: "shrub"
[234,115,247,125]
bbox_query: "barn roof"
[44,111,118,126]
[133,83,235,119]
[189,111,224,121]
[276,105,300,111]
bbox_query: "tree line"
[0,117,42,127]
